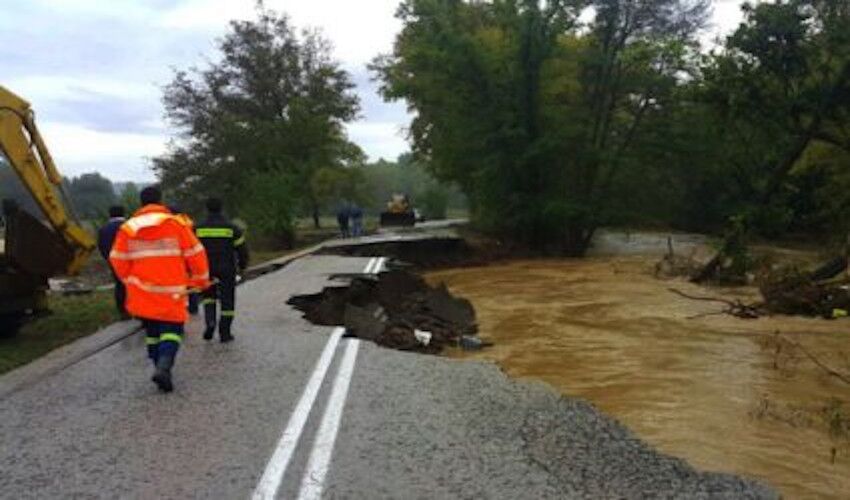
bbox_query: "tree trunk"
[563,224,591,257]
[312,204,320,229]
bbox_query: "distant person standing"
[195,198,249,342]
[350,203,364,237]
[336,202,350,238]
[97,205,128,319]
[110,186,210,392]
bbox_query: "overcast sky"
[1,0,752,182]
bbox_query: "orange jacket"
[110,204,210,323]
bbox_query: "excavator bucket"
[0,201,69,330]
[3,200,73,278]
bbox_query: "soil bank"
[427,256,850,499]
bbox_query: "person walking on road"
[97,205,129,319]
[195,198,249,343]
[350,203,364,237]
[336,202,350,238]
[110,186,210,393]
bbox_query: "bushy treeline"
[374,0,850,254]
[0,159,141,223]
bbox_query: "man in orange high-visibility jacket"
[110,186,210,393]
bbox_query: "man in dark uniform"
[97,205,128,318]
[195,198,249,342]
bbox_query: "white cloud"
[347,121,408,162]
[159,0,401,65]
[38,122,166,180]
[158,0,255,30]
[5,75,158,103]
[28,0,157,20]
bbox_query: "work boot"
[220,317,234,343]
[204,304,217,340]
[151,354,175,393]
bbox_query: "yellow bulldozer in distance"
[380,193,417,227]
[0,85,95,334]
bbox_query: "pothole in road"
[287,268,488,354]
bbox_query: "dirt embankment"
[288,269,481,354]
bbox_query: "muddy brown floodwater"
[427,257,850,499]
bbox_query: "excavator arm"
[0,85,95,331]
[0,85,94,274]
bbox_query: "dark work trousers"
[142,320,184,366]
[337,214,350,238]
[202,274,236,336]
[112,272,127,317]
[187,293,199,315]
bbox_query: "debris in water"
[758,266,850,318]
[414,329,432,346]
[288,269,485,354]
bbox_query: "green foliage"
[419,185,449,220]
[153,5,361,235]
[374,0,709,255]
[238,171,298,246]
[310,165,368,209]
[369,0,850,248]
[358,154,465,218]
[118,182,141,214]
[689,0,850,236]
[0,292,117,375]
[64,173,117,220]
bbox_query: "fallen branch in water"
[686,310,728,320]
[668,287,734,305]
[669,288,762,319]
[773,331,850,385]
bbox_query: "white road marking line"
[252,327,344,500]
[296,339,361,500]
[363,257,377,275]
[253,255,380,500]
[374,257,386,273]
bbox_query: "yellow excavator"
[0,85,95,333]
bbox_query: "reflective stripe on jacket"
[109,204,210,323]
[195,214,249,277]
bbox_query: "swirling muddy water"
[427,256,850,498]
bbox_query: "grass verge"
[0,292,118,375]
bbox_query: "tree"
[374,0,708,255]
[239,171,299,247]
[700,0,850,232]
[118,182,141,214]
[153,4,361,233]
[65,173,117,220]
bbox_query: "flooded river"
[428,256,850,498]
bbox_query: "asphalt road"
[0,245,777,498]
